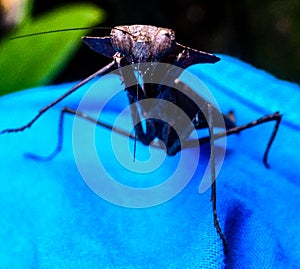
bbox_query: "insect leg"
[26,107,136,161]
[207,103,228,254]
[0,60,116,135]
[184,112,282,168]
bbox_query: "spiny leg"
[207,103,228,254]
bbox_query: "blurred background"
[0,0,299,94]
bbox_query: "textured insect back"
[110,25,177,62]
[127,25,153,61]
[110,26,133,57]
[150,28,176,60]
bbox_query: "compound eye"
[151,29,175,59]
[111,27,133,56]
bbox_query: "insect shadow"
[0,25,282,255]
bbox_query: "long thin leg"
[207,104,228,254]
[26,107,136,161]
[184,112,282,168]
[0,60,116,135]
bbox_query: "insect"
[0,25,282,254]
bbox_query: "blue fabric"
[0,55,299,268]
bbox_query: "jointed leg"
[184,112,282,168]
[26,107,135,161]
[0,61,116,135]
[207,104,228,254]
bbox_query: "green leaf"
[0,3,105,95]
[18,0,35,24]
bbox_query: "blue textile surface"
[0,55,299,268]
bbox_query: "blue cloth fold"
[0,55,299,268]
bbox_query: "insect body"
[82,25,235,157]
[0,25,282,255]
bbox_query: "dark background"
[8,0,300,84]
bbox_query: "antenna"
[10,26,133,40]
